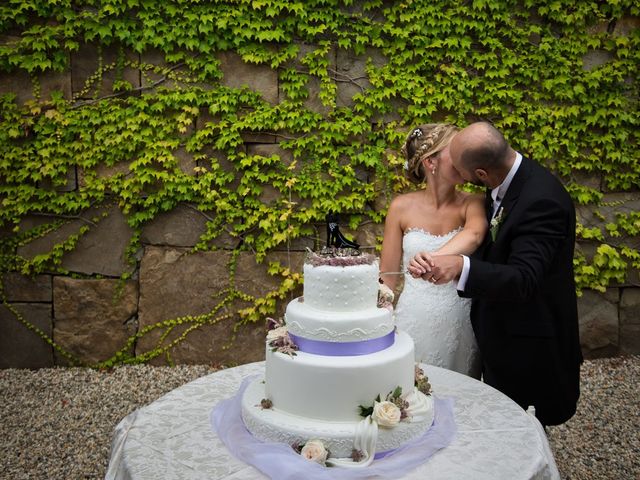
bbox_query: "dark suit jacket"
[461,156,583,425]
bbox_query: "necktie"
[485,192,494,221]
[492,195,502,219]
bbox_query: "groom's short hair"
[459,122,509,171]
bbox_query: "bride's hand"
[408,251,435,279]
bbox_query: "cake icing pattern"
[241,380,433,457]
[241,249,434,466]
[302,261,380,311]
[285,300,394,342]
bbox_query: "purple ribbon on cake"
[288,331,395,356]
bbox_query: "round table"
[106,362,559,480]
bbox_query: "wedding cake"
[241,249,434,466]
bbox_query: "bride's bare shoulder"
[390,191,423,208]
[460,192,484,206]
[386,192,423,222]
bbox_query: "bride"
[380,124,486,379]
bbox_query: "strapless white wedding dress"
[395,227,481,379]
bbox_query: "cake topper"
[326,213,360,250]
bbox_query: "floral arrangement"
[357,368,433,429]
[358,386,408,427]
[490,207,505,241]
[292,439,367,466]
[266,317,298,357]
[415,365,432,396]
[292,439,331,465]
[305,247,376,267]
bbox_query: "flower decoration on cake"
[350,449,365,462]
[293,439,330,465]
[415,365,432,396]
[266,317,298,357]
[359,386,409,427]
[266,325,288,342]
[266,316,284,331]
[306,247,376,267]
[372,400,403,427]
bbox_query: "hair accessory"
[402,124,457,184]
[409,128,423,139]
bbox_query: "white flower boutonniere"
[490,207,505,241]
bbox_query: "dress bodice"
[394,226,480,377]
[401,227,462,287]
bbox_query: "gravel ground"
[0,356,638,480]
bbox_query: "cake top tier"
[305,248,376,268]
[302,248,380,312]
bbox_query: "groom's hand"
[428,255,464,285]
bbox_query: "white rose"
[266,326,287,342]
[300,439,328,464]
[372,400,401,427]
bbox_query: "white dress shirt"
[457,152,522,292]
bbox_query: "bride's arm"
[379,197,405,291]
[435,194,487,256]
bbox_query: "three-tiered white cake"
[241,250,433,464]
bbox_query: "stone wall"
[1,37,639,369]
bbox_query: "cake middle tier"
[285,297,394,342]
[265,330,415,422]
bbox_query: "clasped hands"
[408,252,463,285]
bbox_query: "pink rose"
[300,439,328,464]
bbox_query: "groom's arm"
[459,196,572,302]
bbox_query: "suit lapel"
[485,189,493,222]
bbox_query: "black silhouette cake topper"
[326,213,360,250]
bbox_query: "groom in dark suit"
[410,122,582,426]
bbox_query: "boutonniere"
[490,207,505,241]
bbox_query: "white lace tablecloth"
[105,362,559,480]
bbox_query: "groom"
[409,122,582,426]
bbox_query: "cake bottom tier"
[241,377,434,458]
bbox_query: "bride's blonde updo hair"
[400,123,459,184]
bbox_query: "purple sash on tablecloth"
[210,375,456,480]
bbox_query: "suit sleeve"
[461,197,572,302]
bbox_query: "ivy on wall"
[0,0,638,366]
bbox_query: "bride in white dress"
[380,124,487,379]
